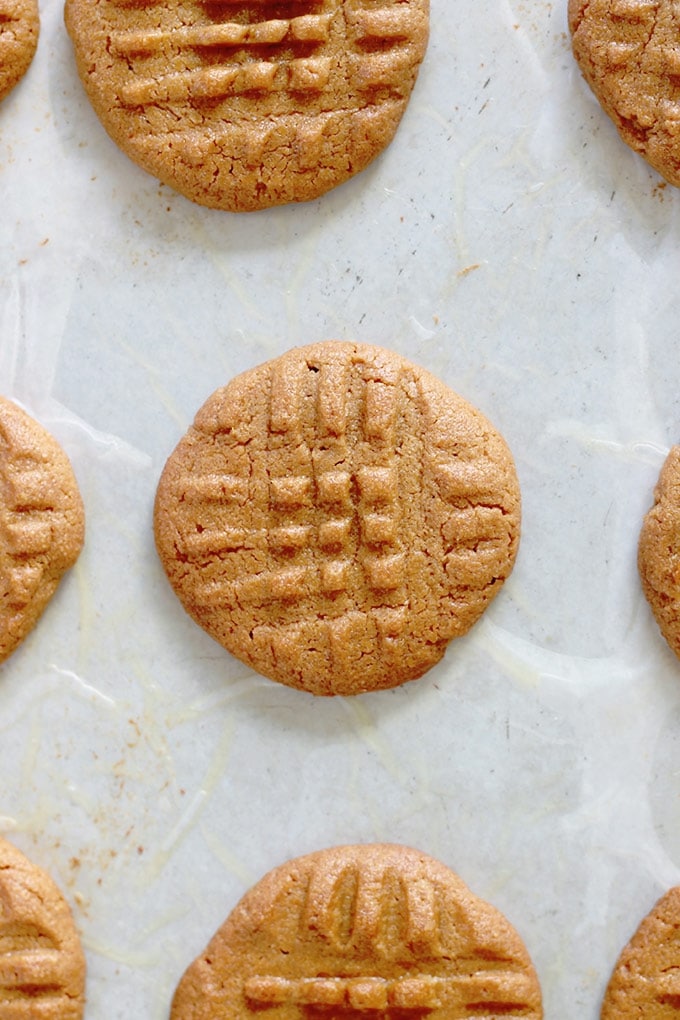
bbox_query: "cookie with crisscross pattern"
[0,835,86,1019]
[638,445,680,658]
[170,844,543,1020]
[154,342,520,695]
[601,886,680,1018]
[0,397,84,663]
[570,0,680,185]
[64,0,429,210]
[0,0,38,103]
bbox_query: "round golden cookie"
[601,886,680,1018]
[63,0,429,211]
[638,446,680,658]
[0,397,85,664]
[0,836,86,1019]
[154,341,521,696]
[0,0,39,103]
[569,0,680,186]
[170,843,543,1020]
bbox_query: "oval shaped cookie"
[569,0,680,186]
[0,397,85,663]
[638,446,680,658]
[170,844,543,1020]
[154,341,521,696]
[0,0,38,103]
[601,886,680,1018]
[64,0,429,211]
[0,836,86,1019]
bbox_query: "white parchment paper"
[3,0,680,1016]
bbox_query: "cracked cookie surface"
[0,836,86,1020]
[154,341,521,696]
[569,0,680,185]
[0,397,85,664]
[0,0,38,103]
[64,0,429,211]
[170,843,543,1020]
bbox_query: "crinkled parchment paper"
[3,0,680,1016]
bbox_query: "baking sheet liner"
[3,0,680,1016]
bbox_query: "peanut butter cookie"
[154,341,521,696]
[170,844,543,1020]
[601,886,680,1018]
[0,835,86,1019]
[638,445,680,658]
[0,397,85,663]
[569,0,680,186]
[64,0,429,211]
[0,0,38,103]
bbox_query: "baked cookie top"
[0,397,85,664]
[569,0,680,186]
[170,843,543,1020]
[0,0,38,103]
[154,341,521,696]
[638,445,680,658]
[0,835,86,1019]
[64,0,429,211]
[601,886,680,1018]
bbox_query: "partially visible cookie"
[601,886,680,1018]
[154,341,521,696]
[0,397,85,663]
[170,843,543,1020]
[569,0,680,186]
[63,0,429,211]
[638,446,680,657]
[0,835,86,1019]
[0,0,38,103]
